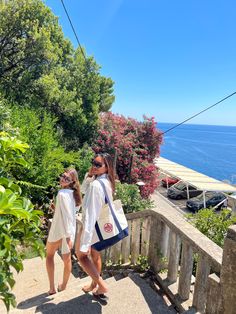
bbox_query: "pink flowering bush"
[93,112,163,198]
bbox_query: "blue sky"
[45,0,236,126]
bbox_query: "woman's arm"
[80,170,95,194]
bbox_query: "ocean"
[157,123,236,185]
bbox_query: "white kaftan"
[79,173,113,252]
[47,189,76,254]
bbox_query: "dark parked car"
[167,182,202,200]
[186,192,226,212]
[161,177,179,187]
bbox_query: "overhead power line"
[59,1,236,134]
[161,91,236,135]
[60,0,87,62]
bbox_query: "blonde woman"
[46,168,81,295]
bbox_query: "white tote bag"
[91,179,129,251]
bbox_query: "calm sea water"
[157,123,236,184]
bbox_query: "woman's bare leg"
[83,248,102,291]
[58,252,71,291]
[75,228,95,291]
[46,241,60,294]
[75,228,106,293]
[77,253,108,293]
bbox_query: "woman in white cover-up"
[46,168,82,295]
[75,153,116,299]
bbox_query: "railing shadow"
[129,273,176,313]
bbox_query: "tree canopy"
[0,0,115,149]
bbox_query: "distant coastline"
[157,122,236,184]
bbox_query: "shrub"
[115,182,154,213]
[93,112,163,198]
[8,108,66,202]
[187,208,236,247]
[0,132,44,311]
[7,106,96,206]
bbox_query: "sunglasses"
[60,174,71,182]
[92,160,105,168]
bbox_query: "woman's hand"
[87,167,95,178]
[77,248,91,258]
[82,247,91,255]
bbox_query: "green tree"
[0,0,115,148]
[0,0,72,101]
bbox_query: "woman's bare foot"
[57,284,66,292]
[82,281,97,293]
[92,286,109,300]
[47,290,56,296]
[92,285,108,295]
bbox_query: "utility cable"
[60,0,87,62]
[161,91,236,135]
[60,1,236,134]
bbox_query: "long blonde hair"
[66,168,82,206]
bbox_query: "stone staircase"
[0,254,177,314]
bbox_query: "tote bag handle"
[97,179,122,233]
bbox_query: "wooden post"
[131,218,141,264]
[167,230,181,283]
[149,217,165,273]
[206,274,223,314]
[220,225,236,314]
[121,220,131,264]
[178,241,193,300]
[141,216,151,257]
[192,255,211,312]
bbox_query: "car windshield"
[194,192,216,201]
[174,183,194,191]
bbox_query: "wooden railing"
[99,207,236,314]
[100,210,152,266]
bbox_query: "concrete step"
[8,275,177,314]
[0,256,177,314]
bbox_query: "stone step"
[0,256,177,314]
[0,254,124,314]
[7,274,177,314]
[13,275,123,313]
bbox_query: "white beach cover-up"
[47,189,76,254]
[79,173,113,252]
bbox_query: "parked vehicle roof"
[156,157,236,193]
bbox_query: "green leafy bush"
[136,255,150,271]
[187,208,236,247]
[115,182,154,214]
[0,132,44,311]
[9,107,96,205]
